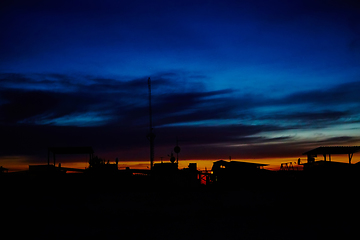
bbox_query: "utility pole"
[147,77,155,170]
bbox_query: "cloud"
[0,90,59,123]
[279,81,360,106]
[1,72,360,162]
[244,80,360,129]
[0,73,151,125]
[257,110,353,129]
[0,72,233,126]
[2,72,360,130]
[0,72,271,158]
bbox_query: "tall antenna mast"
[174,137,181,164]
[147,77,155,170]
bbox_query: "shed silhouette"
[48,147,94,166]
[211,160,268,187]
[303,146,360,164]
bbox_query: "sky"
[1,0,360,171]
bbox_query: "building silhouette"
[211,160,269,187]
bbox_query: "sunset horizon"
[3,2,360,239]
[2,1,360,172]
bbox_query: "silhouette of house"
[48,147,94,166]
[179,163,201,186]
[152,162,178,175]
[28,147,96,175]
[301,160,355,172]
[212,160,267,171]
[29,164,67,175]
[0,166,8,173]
[48,146,120,173]
[302,146,360,178]
[211,160,268,186]
[151,162,179,187]
[87,155,118,173]
[303,146,360,164]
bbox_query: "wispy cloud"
[2,72,360,129]
[1,72,360,161]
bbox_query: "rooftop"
[303,146,360,156]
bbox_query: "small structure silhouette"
[280,161,298,171]
[0,166,8,174]
[29,147,96,174]
[152,153,179,175]
[179,163,201,186]
[211,160,268,187]
[87,155,118,173]
[48,146,94,166]
[301,146,360,183]
[303,146,360,164]
[302,146,360,171]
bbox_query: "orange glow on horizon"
[2,152,360,172]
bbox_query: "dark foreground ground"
[1,173,359,240]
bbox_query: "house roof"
[303,160,353,166]
[213,160,268,167]
[303,146,360,156]
[0,166,8,171]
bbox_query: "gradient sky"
[1,0,360,170]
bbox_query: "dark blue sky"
[1,0,360,169]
